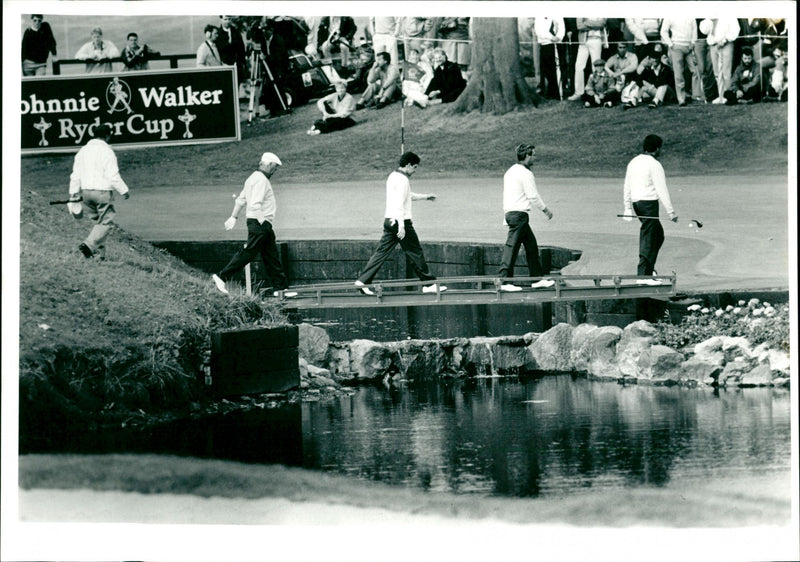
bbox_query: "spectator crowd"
[23,14,789,119]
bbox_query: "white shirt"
[534,18,565,45]
[623,153,674,215]
[196,40,222,67]
[384,170,414,220]
[69,139,129,196]
[503,163,547,214]
[234,170,276,223]
[74,39,119,73]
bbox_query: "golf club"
[617,214,703,228]
[49,197,82,205]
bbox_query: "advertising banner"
[21,67,240,154]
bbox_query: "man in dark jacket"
[425,48,466,103]
[22,14,57,76]
[251,18,291,117]
[216,15,247,93]
[724,47,761,104]
[636,49,676,108]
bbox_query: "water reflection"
[20,376,791,499]
[302,376,791,497]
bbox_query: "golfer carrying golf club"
[623,134,678,285]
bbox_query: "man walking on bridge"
[354,151,445,295]
[622,134,678,285]
[498,143,555,291]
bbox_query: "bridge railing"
[51,54,197,75]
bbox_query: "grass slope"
[21,99,789,195]
[18,189,287,425]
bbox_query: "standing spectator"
[370,16,400,72]
[402,47,433,108]
[703,18,739,103]
[307,81,356,135]
[356,51,401,109]
[354,152,446,296]
[622,134,678,282]
[120,32,158,71]
[498,143,555,292]
[534,17,567,99]
[582,58,619,107]
[216,16,247,96]
[21,14,57,76]
[603,18,626,61]
[660,18,698,105]
[212,153,296,298]
[252,18,291,118]
[437,17,471,70]
[625,18,663,61]
[605,42,639,91]
[636,50,676,108]
[197,25,222,67]
[723,47,761,104]
[402,17,435,53]
[74,27,119,74]
[567,18,608,101]
[425,48,466,103]
[319,16,357,69]
[693,18,716,102]
[68,124,130,260]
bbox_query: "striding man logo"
[34,116,52,146]
[106,76,134,114]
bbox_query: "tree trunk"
[450,18,542,114]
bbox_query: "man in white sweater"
[498,143,555,291]
[623,134,678,283]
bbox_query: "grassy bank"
[20,98,789,195]
[18,189,287,427]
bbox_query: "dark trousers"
[633,200,664,276]
[580,90,620,106]
[357,219,436,284]
[539,43,568,99]
[313,116,356,134]
[499,211,544,278]
[219,218,288,290]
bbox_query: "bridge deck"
[277,274,677,309]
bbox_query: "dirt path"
[115,174,789,292]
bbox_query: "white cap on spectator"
[261,152,282,166]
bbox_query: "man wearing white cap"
[212,152,295,297]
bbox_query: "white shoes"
[354,280,374,295]
[711,97,725,104]
[212,274,229,295]
[273,290,298,298]
[422,284,447,294]
[567,93,582,101]
[501,284,522,292]
[531,279,555,289]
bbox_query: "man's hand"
[224,216,237,230]
[736,90,744,99]
[622,208,633,222]
[426,194,437,201]
[669,212,678,223]
[397,225,405,239]
[594,95,601,105]
[543,208,553,220]
[122,192,130,200]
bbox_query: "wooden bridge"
[275,274,677,309]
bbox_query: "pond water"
[21,375,792,499]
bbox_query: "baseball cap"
[260,152,282,166]
[593,58,605,66]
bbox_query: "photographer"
[251,18,291,118]
[121,32,159,71]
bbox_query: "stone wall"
[295,321,791,390]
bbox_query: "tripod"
[247,48,289,123]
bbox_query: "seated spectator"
[347,47,374,94]
[604,42,639,91]
[419,40,436,68]
[402,48,433,108]
[582,58,619,107]
[74,27,119,74]
[723,47,761,104]
[356,51,401,109]
[197,25,222,66]
[634,50,676,108]
[319,16,357,69]
[307,81,356,134]
[763,48,788,101]
[425,48,466,103]
[22,14,57,76]
[121,32,159,71]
